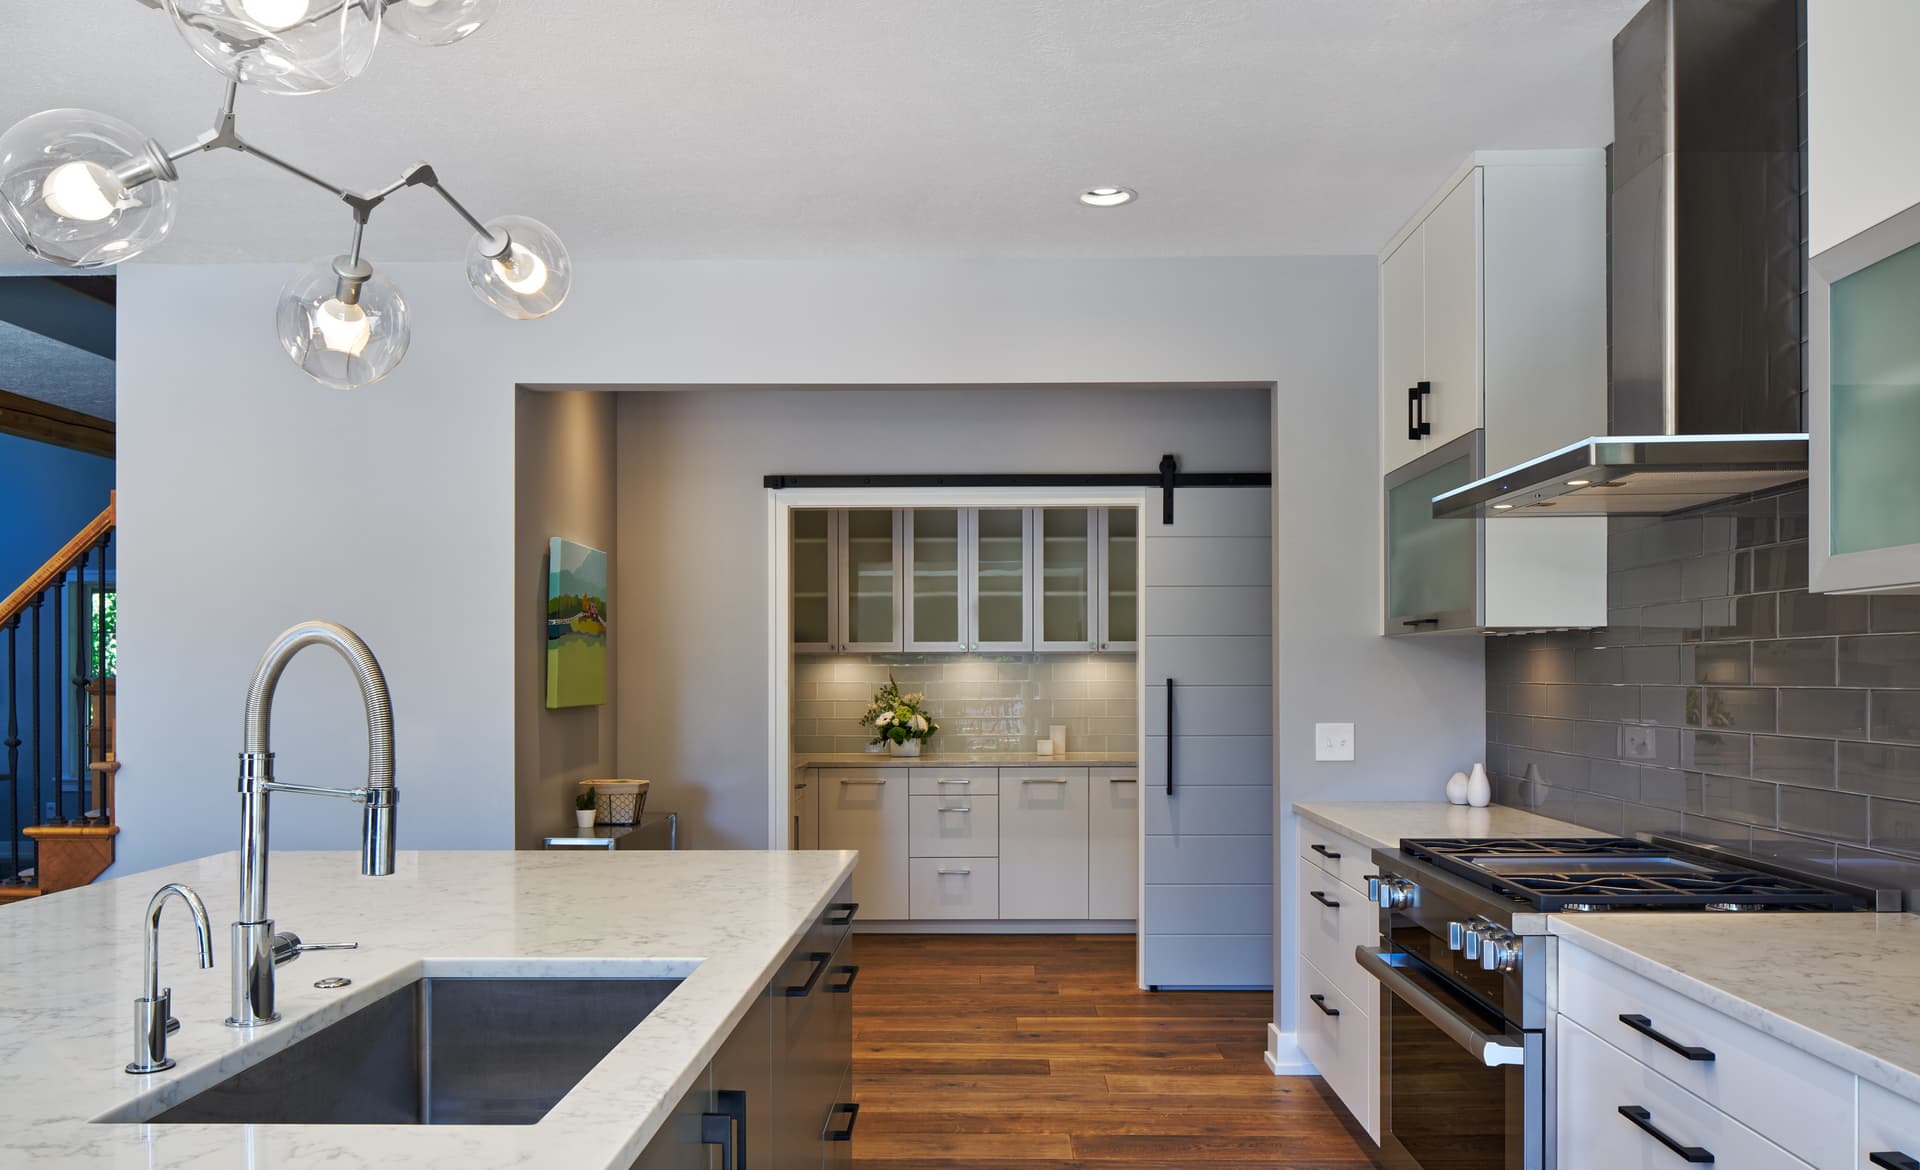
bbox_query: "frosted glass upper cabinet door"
[1034,508,1096,651]
[1384,431,1481,633]
[1097,508,1139,653]
[904,508,967,652]
[792,509,840,652]
[840,509,903,652]
[1812,203,1920,593]
[971,507,1032,652]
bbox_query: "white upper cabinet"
[1096,508,1139,653]
[792,509,841,653]
[1379,231,1428,473]
[1035,507,1098,651]
[904,508,967,652]
[971,508,1033,652]
[840,508,904,652]
[1808,1,1920,255]
[1419,168,1484,454]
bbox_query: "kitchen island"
[0,847,856,1169]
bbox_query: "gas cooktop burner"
[1400,837,1871,912]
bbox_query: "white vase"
[1467,763,1492,808]
[1445,770,1470,806]
[889,740,922,758]
[575,809,596,829]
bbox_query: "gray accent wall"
[1486,489,1920,904]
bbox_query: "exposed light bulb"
[313,298,371,356]
[230,0,312,32]
[491,243,548,295]
[42,160,124,222]
[405,0,442,6]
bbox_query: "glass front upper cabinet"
[972,508,1033,651]
[1036,508,1096,651]
[1098,507,1138,652]
[840,508,903,651]
[1813,203,1920,593]
[792,509,838,652]
[1385,431,1481,632]
[904,509,965,652]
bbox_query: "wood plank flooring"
[849,934,1375,1168]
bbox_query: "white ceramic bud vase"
[1467,762,1492,808]
[1445,770,1470,806]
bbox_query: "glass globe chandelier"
[0,0,570,389]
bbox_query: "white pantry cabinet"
[791,508,904,653]
[815,769,909,920]
[999,768,1090,919]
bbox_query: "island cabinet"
[811,763,1137,926]
[631,880,856,1170]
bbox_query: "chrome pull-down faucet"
[127,883,214,1074]
[229,621,397,1028]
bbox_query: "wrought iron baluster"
[48,572,61,830]
[4,615,19,882]
[28,595,41,874]
[93,531,110,823]
[67,547,88,826]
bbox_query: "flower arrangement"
[860,675,939,748]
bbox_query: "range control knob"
[1447,921,1468,952]
[1480,930,1522,973]
[1376,877,1417,910]
[1461,922,1484,960]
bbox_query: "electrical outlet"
[1315,722,1355,762]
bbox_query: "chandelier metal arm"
[403,163,511,257]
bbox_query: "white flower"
[875,711,894,727]
[911,714,928,733]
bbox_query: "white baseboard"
[1264,1023,1315,1075]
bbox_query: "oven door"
[1357,946,1545,1170]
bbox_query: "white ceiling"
[0,0,1640,264]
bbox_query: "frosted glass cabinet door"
[1098,508,1139,652]
[792,509,839,652]
[840,509,903,651]
[905,509,966,651]
[1384,431,1480,633]
[1813,206,1920,593]
[1035,508,1096,651]
[972,508,1032,651]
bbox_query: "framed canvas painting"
[546,537,608,708]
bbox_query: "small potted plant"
[860,675,939,757]
[574,787,597,830]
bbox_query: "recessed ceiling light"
[1566,479,1592,486]
[1493,503,1515,511]
[1079,186,1137,208]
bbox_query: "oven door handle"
[1355,946,1526,1069]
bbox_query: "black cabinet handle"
[1310,890,1341,909]
[1310,843,1341,861]
[828,963,860,993]
[825,901,859,927]
[823,1101,860,1142]
[1415,380,1432,437]
[1618,1105,1712,1163]
[1309,993,1340,1017]
[1618,1013,1715,1062]
[1872,1154,1920,1170]
[1402,617,1441,629]
[1164,678,1175,796]
[703,1089,748,1169]
[1407,385,1421,441]
[782,951,831,997]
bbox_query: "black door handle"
[1309,993,1339,1017]
[828,963,860,993]
[825,901,859,926]
[1310,890,1340,909]
[782,951,832,997]
[1310,843,1341,860]
[1164,678,1175,796]
[1618,1105,1712,1163]
[1618,1014,1715,1062]
[1872,1153,1920,1170]
[823,1101,860,1141]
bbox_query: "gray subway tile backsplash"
[1486,492,1920,901]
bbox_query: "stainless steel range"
[1359,834,1889,1170]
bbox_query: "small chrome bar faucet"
[229,621,397,1028]
[127,883,213,1074]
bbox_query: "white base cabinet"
[816,769,909,921]
[1000,769,1090,919]
[1087,767,1139,920]
[1293,820,1380,1142]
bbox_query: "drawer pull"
[828,964,860,994]
[1022,777,1071,785]
[1618,1105,1713,1164]
[1872,1155,1920,1170]
[782,951,832,998]
[1108,775,1138,783]
[1309,993,1339,1017]
[936,867,972,876]
[1618,1013,1715,1062]
[825,902,859,927]
[1310,890,1340,909]
[937,805,972,813]
[838,778,888,786]
[1310,843,1341,860]
[935,778,971,785]
[822,1101,860,1142]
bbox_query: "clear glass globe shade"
[164,0,381,95]
[465,215,570,319]
[276,258,410,388]
[384,0,500,46]
[0,109,176,268]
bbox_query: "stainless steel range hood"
[1436,0,1808,521]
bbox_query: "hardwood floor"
[849,933,1375,1168]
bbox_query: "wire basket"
[579,779,649,825]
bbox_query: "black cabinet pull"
[1407,385,1421,441]
[1309,993,1340,1017]
[782,951,832,997]
[1402,616,1441,629]
[1415,380,1432,436]
[1872,1154,1920,1170]
[1164,678,1175,796]
[1310,890,1341,909]
[703,1089,748,1169]
[825,901,859,927]
[1618,1013,1715,1062]
[823,1101,860,1142]
[828,963,860,993]
[1310,843,1342,861]
[1618,1105,1712,1163]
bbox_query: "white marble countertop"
[1292,801,1593,852]
[795,751,1137,769]
[0,848,856,1169]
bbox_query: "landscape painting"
[546,537,608,708]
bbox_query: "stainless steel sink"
[138,976,682,1126]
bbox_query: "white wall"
[112,254,1484,1044]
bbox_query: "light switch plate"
[1315,722,1355,762]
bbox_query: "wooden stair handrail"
[0,491,114,629]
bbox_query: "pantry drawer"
[1860,1078,1920,1170]
[1297,955,1374,1140]
[1559,941,1853,1169]
[908,794,1000,858]
[1298,821,1375,895]
[909,768,999,796]
[1296,860,1378,1012]
[908,858,999,920]
[1558,1014,1814,1170]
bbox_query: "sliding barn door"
[1139,487,1273,989]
